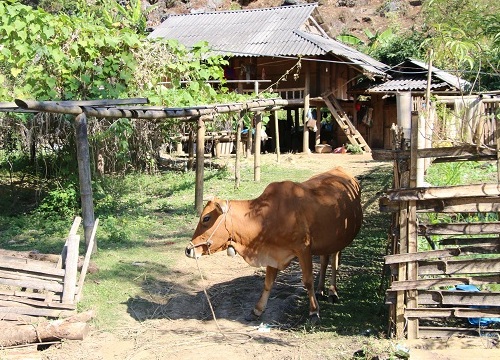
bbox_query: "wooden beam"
[15,98,289,119]
[385,244,499,264]
[380,195,500,213]
[419,221,500,235]
[388,275,500,291]
[418,257,500,276]
[386,183,500,201]
[372,145,497,161]
[405,307,500,319]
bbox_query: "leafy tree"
[422,0,500,90]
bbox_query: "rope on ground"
[194,255,253,344]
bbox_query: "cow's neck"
[225,199,261,261]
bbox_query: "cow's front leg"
[298,253,320,323]
[245,266,278,321]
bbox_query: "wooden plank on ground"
[0,306,75,318]
[0,256,64,276]
[0,295,76,310]
[0,277,63,293]
[0,290,60,303]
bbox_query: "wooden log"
[0,311,94,346]
[14,98,289,120]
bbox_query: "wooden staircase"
[322,91,371,153]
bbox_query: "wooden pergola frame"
[1,97,290,252]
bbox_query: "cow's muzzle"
[185,240,212,258]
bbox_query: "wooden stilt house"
[148,3,389,152]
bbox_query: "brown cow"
[185,167,362,322]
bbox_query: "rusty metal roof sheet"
[364,58,470,93]
[148,3,388,76]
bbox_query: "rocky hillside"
[145,0,424,42]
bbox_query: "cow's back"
[253,167,361,255]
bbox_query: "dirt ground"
[6,153,499,359]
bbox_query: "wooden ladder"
[322,91,371,153]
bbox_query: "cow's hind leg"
[328,252,340,304]
[297,252,320,324]
[245,266,278,321]
[316,254,330,300]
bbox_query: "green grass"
[0,156,394,334]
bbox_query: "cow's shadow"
[125,259,307,327]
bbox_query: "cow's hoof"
[315,292,328,301]
[328,294,339,304]
[244,310,261,322]
[309,313,320,325]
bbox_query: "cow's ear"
[214,200,228,214]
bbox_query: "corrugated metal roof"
[407,58,470,91]
[148,3,388,76]
[368,80,451,92]
[364,58,470,93]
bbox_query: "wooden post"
[74,113,96,254]
[235,111,245,189]
[315,105,321,147]
[303,62,311,154]
[254,112,262,182]
[496,110,500,183]
[406,111,420,339]
[273,109,281,163]
[195,116,205,215]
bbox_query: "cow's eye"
[202,215,210,223]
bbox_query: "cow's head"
[185,198,231,259]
